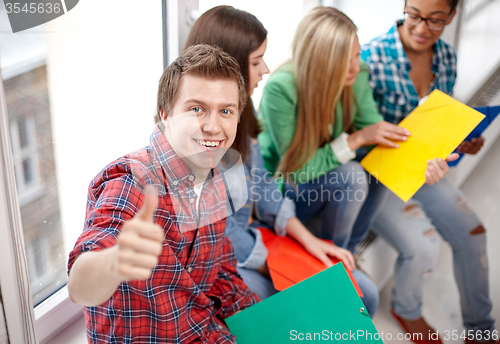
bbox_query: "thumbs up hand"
[115,185,164,281]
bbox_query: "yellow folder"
[361,90,485,202]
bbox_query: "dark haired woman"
[183,5,378,313]
[362,0,495,343]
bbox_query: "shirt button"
[218,325,223,330]
[172,180,179,186]
[188,175,195,182]
[187,266,193,273]
[189,198,195,204]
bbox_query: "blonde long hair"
[278,7,357,176]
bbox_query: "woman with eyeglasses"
[361,1,494,343]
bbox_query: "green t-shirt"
[258,61,383,184]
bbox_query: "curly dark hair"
[405,0,459,11]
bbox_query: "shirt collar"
[150,123,217,193]
[430,41,442,75]
[389,20,412,72]
[149,123,196,193]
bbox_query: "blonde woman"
[258,7,453,317]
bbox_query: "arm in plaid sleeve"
[68,171,164,307]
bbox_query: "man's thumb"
[136,184,158,222]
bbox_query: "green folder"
[226,264,383,343]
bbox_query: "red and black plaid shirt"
[68,125,258,343]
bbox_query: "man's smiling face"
[162,74,240,176]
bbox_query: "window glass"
[3,60,64,304]
[0,1,163,306]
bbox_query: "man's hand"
[68,184,164,306]
[115,184,164,281]
[425,154,459,185]
[457,137,484,155]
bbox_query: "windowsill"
[45,315,86,344]
[34,285,84,344]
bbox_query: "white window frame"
[0,61,84,344]
[0,66,85,344]
[0,65,38,344]
[1,80,84,344]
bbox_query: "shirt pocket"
[381,91,408,122]
[385,91,407,105]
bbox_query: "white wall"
[453,0,500,102]
[198,0,406,108]
[329,0,405,45]
[199,0,320,108]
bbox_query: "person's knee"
[461,224,488,264]
[402,202,427,219]
[361,283,380,318]
[469,224,486,236]
[398,228,440,273]
[421,231,440,276]
[422,229,440,269]
[353,269,379,317]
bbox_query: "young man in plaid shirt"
[67,44,258,343]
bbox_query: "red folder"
[259,228,363,297]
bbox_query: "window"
[0,0,166,342]
[3,64,66,307]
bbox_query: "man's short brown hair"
[156,44,247,120]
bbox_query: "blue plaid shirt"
[361,21,457,124]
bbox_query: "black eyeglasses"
[404,12,453,31]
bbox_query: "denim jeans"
[237,267,278,300]
[224,141,296,269]
[373,177,495,336]
[284,161,389,252]
[282,161,389,316]
[237,267,379,318]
